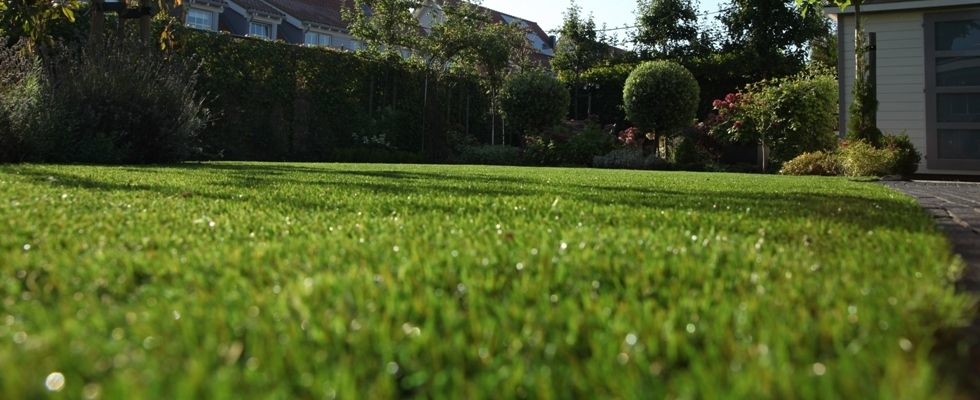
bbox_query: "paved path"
[883,180,980,395]
[883,180,980,292]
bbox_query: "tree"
[795,0,879,143]
[551,1,609,120]
[498,70,569,135]
[623,60,700,155]
[551,2,605,84]
[720,0,829,80]
[633,0,702,59]
[343,0,426,54]
[0,0,80,53]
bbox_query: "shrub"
[499,70,570,135]
[454,145,524,166]
[622,60,699,141]
[672,125,722,170]
[883,134,920,178]
[523,121,616,166]
[707,70,838,169]
[839,139,892,177]
[576,63,635,125]
[593,147,666,170]
[0,38,43,163]
[779,151,843,176]
[29,39,209,163]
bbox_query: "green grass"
[0,162,973,398]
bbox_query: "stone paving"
[883,180,980,292]
[884,180,980,393]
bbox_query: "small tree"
[796,0,880,144]
[498,70,569,136]
[622,60,700,155]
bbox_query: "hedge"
[174,30,494,162]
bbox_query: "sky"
[480,0,729,43]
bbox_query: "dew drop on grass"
[515,263,524,271]
[22,244,30,252]
[451,250,459,258]
[172,310,181,320]
[686,324,696,334]
[812,362,827,376]
[392,245,400,252]
[899,338,914,352]
[560,242,568,251]
[456,283,467,294]
[45,372,65,392]
[83,383,101,399]
[550,294,559,303]
[616,352,630,365]
[591,280,600,289]
[386,361,400,375]
[625,333,637,346]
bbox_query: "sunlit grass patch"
[0,162,973,398]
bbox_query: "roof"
[827,0,980,14]
[234,0,284,17]
[480,6,555,56]
[262,0,353,29]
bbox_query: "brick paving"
[883,180,980,292]
[884,180,980,394]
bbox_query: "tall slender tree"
[720,0,828,80]
[633,0,701,59]
[795,0,879,142]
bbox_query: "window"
[186,8,214,31]
[249,22,272,39]
[304,31,332,47]
[926,12,980,170]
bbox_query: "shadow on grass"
[5,163,936,236]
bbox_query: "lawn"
[0,162,974,398]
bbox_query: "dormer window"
[186,9,215,30]
[249,21,272,39]
[305,31,332,47]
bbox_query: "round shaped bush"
[498,70,570,134]
[623,60,699,137]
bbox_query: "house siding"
[838,8,980,175]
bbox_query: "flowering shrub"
[704,70,837,169]
[617,127,645,147]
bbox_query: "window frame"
[185,7,218,31]
[925,10,980,170]
[304,30,333,47]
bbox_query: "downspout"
[837,15,846,138]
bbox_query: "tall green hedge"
[175,30,492,162]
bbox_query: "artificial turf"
[0,162,974,398]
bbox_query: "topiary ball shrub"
[499,70,570,135]
[622,60,700,140]
[779,151,843,176]
[883,134,921,179]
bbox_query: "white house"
[828,0,980,175]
